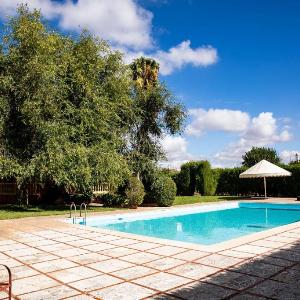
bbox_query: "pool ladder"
[70,202,87,225]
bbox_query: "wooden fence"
[92,183,111,195]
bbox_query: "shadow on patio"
[153,239,300,300]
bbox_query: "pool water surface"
[80,202,300,245]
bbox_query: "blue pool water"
[83,203,300,245]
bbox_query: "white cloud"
[154,41,218,75]
[280,150,300,163]
[0,0,153,50]
[0,1,218,75]
[214,112,293,165]
[160,135,193,169]
[186,108,250,136]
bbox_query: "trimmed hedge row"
[173,162,300,197]
[216,165,300,196]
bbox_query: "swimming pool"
[77,202,300,245]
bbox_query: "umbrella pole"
[264,177,267,198]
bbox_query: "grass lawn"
[0,195,243,220]
[174,195,245,205]
[0,205,118,220]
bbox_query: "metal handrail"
[80,203,87,225]
[0,264,12,300]
[69,202,77,224]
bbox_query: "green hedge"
[216,164,300,197]
[173,162,300,197]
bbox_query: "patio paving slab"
[17,253,59,265]
[31,258,79,273]
[68,252,111,265]
[172,249,210,261]
[127,241,161,251]
[65,295,95,300]
[145,257,185,271]
[68,274,122,292]
[249,239,287,249]
[111,265,157,280]
[231,245,270,255]
[229,292,268,299]
[271,265,300,284]
[18,285,79,300]
[121,252,162,264]
[108,238,140,247]
[247,279,300,299]
[254,254,295,267]
[12,274,59,295]
[50,266,100,283]
[88,258,135,273]
[230,260,284,278]
[90,282,157,300]
[218,249,255,259]
[81,243,116,251]
[168,262,220,280]
[148,246,187,256]
[101,246,139,258]
[195,254,242,269]
[0,257,23,268]
[133,272,192,291]
[269,249,300,261]
[205,270,263,290]
[169,281,235,300]
[0,264,39,280]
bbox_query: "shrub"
[125,176,145,208]
[67,190,93,205]
[101,193,128,207]
[174,160,218,196]
[151,175,176,207]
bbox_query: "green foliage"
[125,176,145,208]
[150,175,177,207]
[173,164,191,195]
[0,6,131,197]
[174,161,218,196]
[129,59,185,180]
[130,57,159,89]
[101,193,128,207]
[242,147,280,167]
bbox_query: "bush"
[125,176,145,208]
[101,193,128,207]
[67,190,93,205]
[151,175,176,207]
[174,161,218,196]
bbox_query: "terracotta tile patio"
[0,202,299,299]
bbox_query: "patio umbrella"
[239,160,291,198]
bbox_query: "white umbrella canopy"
[239,160,291,198]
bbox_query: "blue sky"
[0,0,299,167]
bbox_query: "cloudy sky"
[0,0,299,168]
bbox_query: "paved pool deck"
[0,198,300,299]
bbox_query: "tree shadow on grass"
[152,235,300,300]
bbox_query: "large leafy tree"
[129,57,185,180]
[0,6,131,196]
[242,147,281,167]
